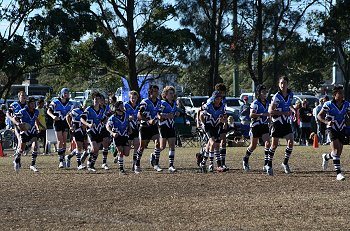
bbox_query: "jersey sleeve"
[322,102,330,112]
[48,101,56,112]
[139,100,147,113]
[271,94,280,106]
[81,108,89,121]
[250,101,258,112]
[346,102,350,112]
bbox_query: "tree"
[28,0,197,94]
[318,0,350,99]
[176,0,233,95]
[0,0,44,99]
[227,0,319,90]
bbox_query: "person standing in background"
[36,99,47,153]
[292,101,301,144]
[240,96,251,139]
[299,100,313,146]
[0,104,7,130]
[313,98,325,144]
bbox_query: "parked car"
[292,95,319,109]
[225,97,243,122]
[178,96,209,119]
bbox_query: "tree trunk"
[257,0,263,85]
[126,0,139,93]
[206,0,217,95]
[273,21,280,89]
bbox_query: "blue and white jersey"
[107,113,130,137]
[125,101,139,130]
[270,90,293,124]
[9,101,26,116]
[250,99,269,127]
[103,104,112,118]
[49,98,74,120]
[15,107,39,134]
[159,100,177,128]
[139,98,162,126]
[70,108,84,132]
[322,100,350,131]
[82,106,106,133]
[202,102,226,127]
[240,103,251,123]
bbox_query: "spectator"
[109,95,117,113]
[299,100,313,146]
[36,99,47,153]
[240,96,251,139]
[313,98,325,144]
[292,100,301,143]
[0,104,7,129]
[174,98,188,147]
[45,100,54,129]
[174,98,187,125]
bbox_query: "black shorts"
[250,124,270,138]
[37,130,46,139]
[270,122,293,138]
[327,128,346,145]
[204,124,220,143]
[128,128,139,140]
[113,136,129,147]
[73,130,87,142]
[159,125,176,139]
[87,131,103,143]
[19,131,37,143]
[54,120,69,132]
[101,126,110,139]
[219,124,228,135]
[139,125,159,141]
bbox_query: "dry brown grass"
[1,144,350,230]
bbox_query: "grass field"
[1,144,350,230]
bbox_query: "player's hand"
[327,120,334,126]
[53,116,60,121]
[89,123,95,129]
[285,111,292,116]
[168,113,174,119]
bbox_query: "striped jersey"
[70,108,84,133]
[322,100,350,131]
[9,101,27,115]
[202,102,226,127]
[250,99,269,127]
[159,100,177,128]
[49,98,74,120]
[270,90,293,124]
[81,106,106,133]
[107,113,130,137]
[139,98,162,127]
[15,107,39,134]
[124,101,139,130]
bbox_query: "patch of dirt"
[0,145,349,230]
